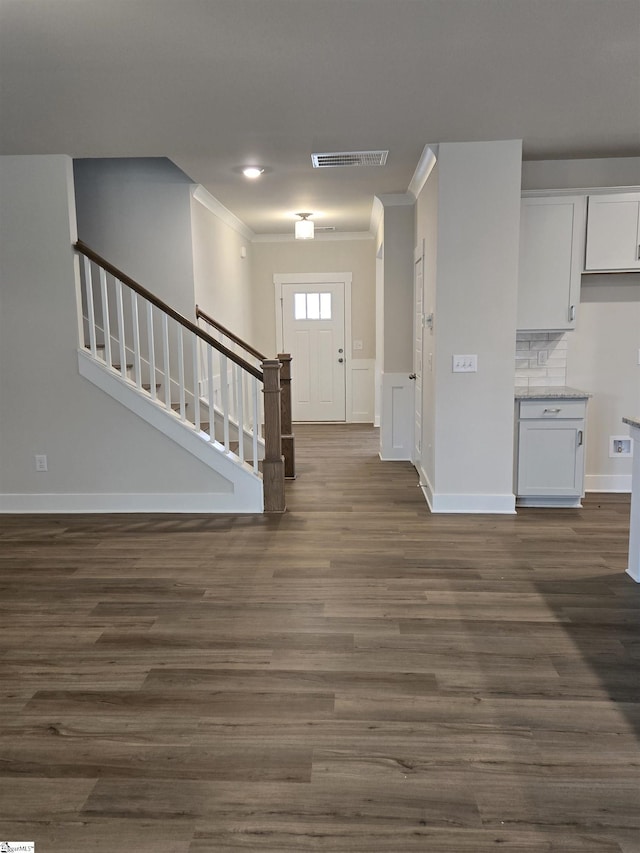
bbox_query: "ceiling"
[1,0,639,235]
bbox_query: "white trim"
[585,474,632,493]
[77,350,263,512]
[418,465,516,514]
[0,492,263,514]
[370,196,384,237]
[522,186,640,198]
[408,145,438,198]
[376,193,415,207]
[379,372,413,460]
[348,358,375,423]
[274,272,352,423]
[252,231,373,243]
[430,492,517,514]
[192,185,255,242]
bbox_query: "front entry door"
[281,282,346,421]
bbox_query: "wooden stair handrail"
[74,241,263,382]
[196,305,266,363]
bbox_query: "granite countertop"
[515,386,592,400]
[623,416,640,429]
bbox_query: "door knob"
[409,373,416,380]
[338,358,344,363]
[338,348,343,353]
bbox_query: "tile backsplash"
[515,332,568,389]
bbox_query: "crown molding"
[376,193,415,207]
[192,185,255,241]
[408,145,438,198]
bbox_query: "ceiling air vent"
[311,150,388,168]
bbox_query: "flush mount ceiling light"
[295,212,314,240]
[242,166,264,179]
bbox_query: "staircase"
[75,241,288,512]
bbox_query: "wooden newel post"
[261,359,286,513]
[277,353,295,479]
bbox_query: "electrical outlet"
[353,340,363,351]
[537,349,548,366]
[35,454,48,472]
[452,354,477,373]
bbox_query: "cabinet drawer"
[519,399,586,420]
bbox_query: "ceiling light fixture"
[295,212,314,240]
[242,166,264,179]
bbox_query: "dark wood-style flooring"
[1,424,639,852]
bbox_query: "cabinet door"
[585,194,640,271]
[517,420,584,497]
[517,196,585,332]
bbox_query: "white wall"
[567,278,640,491]
[523,156,640,491]
[416,140,522,512]
[74,158,196,318]
[0,155,236,511]
[191,193,254,345]
[376,197,415,458]
[522,157,640,191]
[416,163,439,487]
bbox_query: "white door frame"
[274,272,352,421]
[413,242,425,467]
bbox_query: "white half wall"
[380,372,413,460]
[349,359,375,423]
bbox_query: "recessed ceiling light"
[242,166,264,179]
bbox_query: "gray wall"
[381,204,415,373]
[0,155,232,507]
[74,158,196,318]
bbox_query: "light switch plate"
[452,354,477,373]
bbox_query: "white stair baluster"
[236,363,244,464]
[99,268,112,367]
[220,352,230,452]
[162,313,171,411]
[131,290,142,390]
[83,257,97,358]
[115,278,126,379]
[192,330,200,432]
[207,345,215,444]
[146,301,156,400]
[252,376,259,474]
[178,325,186,421]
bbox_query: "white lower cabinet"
[515,398,587,507]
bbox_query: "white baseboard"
[418,469,515,514]
[585,474,632,493]
[0,492,263,514]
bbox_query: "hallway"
[0,424,639,851]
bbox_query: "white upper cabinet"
[517,196,586,332]
[585,193,640,271]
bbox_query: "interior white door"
[413,252,424,465]
[282,282,346,421]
